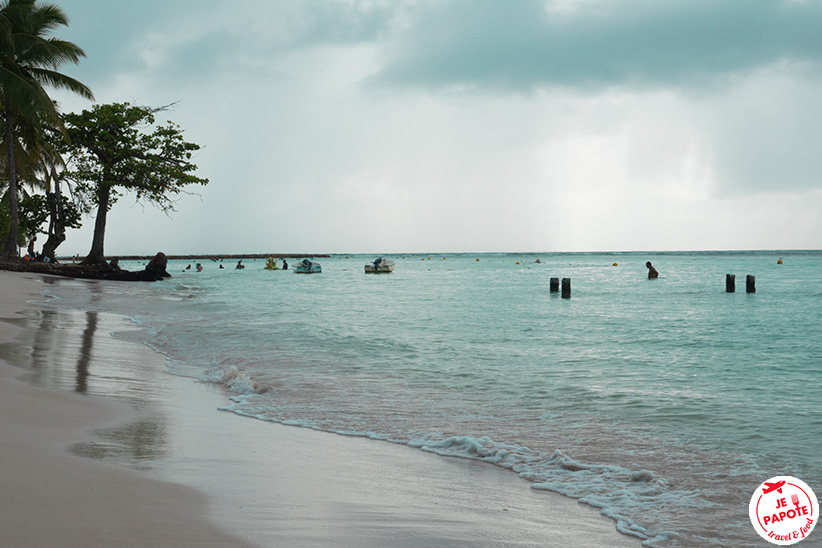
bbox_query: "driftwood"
[0,252,172,282]
[144,252,170,278]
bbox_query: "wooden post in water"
[550,277,560,293]
[726,274,735,293]
[746,275,756,293]
[561,278,571,299]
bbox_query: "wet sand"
[0,270,639,547]
[0,271,254,548]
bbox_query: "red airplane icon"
[763,481,786,495]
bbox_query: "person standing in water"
[646,261,659,279]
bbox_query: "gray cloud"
[370,0,822,92]
[283,0,400,49]
[60,0,402,87]
[697,69,822,194]
[50,1,822,254]
[59,0,201,81]
[59,0,822,93]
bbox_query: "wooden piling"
[561,278,571,299]
[726,274,735,293]
[746,275,756,294]
[550,277,560,292]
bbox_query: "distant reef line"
[58,253,331,262]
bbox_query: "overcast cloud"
[51,0,822,255]
[373,0,822,90]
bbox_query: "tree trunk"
[41,192,65,261]
[82,183,110,265]
[42,167,67,262]
[2,109,19,257]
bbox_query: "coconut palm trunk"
[0,0,93,258]
[3,108,20,256]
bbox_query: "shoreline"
[54,253,332,262]
[1,270,639,547]
[0,272,254,547]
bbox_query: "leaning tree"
[61,102,208,266]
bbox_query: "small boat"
[365,257,394,273]
[293,258,322,274]
[263,257,280,270]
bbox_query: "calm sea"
[37,251,822,547]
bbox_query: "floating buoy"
[613,262,618,266]
[443,257,446,260]
[516,261,520,265]
[476,258,480,261]
[777,259,783,264]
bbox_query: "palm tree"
[5,116,73,260]
[0,0,93,257]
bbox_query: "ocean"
[33,251,822,547]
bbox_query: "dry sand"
[0,270,640,547]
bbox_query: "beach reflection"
[32,309,59,373]
[75,311,97,393]
[10,297,171,468]
[86,279,104,304]
[72,419,168,468]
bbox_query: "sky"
[48,0,822,255]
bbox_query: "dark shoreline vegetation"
[74,253,331,262]
[2,2,212,268]
[0,253,330,281]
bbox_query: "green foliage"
[0,192,80,244]
[61,102,208,263]
[0,0,93,255]
[0,202,13,245]
[0,0,93,126]
[0,193,30,246]
[62,102,209,212]
[20,193,81,232]
[17,193,48,237]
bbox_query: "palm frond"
[27,67,93,100]
[19,37,86,68]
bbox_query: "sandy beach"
[0,270,639,547]
[0,272,254,548]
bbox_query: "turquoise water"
[40,251,822,547]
